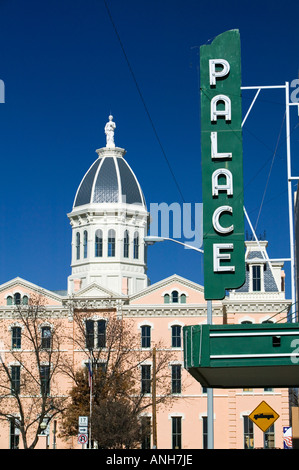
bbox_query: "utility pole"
[152,347,157,448]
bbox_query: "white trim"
[168,320,184,330]
[211,353,298,359]
[137,320,154,330]
[210,331,299,337]
[168,412,185,420]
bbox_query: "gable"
[129,274,206,305]
[0,277,64,306]
[73,282,125,299]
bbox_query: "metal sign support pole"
[207,300,214,449]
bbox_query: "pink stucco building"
[0,117,292,449]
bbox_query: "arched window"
[108,229,116,257]
[172,291,179,303]
[14,293,21,305]
[164,294,170,304]
[134,232,139,259]
[76,232,80,260]
[180,294,186,304]
[124,230,129,258]
[83,231,88,259]
[95,229,103,257]
[22,295,28,305]
[7,296,13,306]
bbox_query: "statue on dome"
[105,115,116,148]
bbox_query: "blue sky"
[0,0,298,299]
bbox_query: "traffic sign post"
[78,416,88,448]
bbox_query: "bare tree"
[60,308,175,448]
[0,295,67,449]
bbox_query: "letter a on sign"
[200,30,245,299]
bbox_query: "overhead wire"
[103,0,187,205]
[254,111,286,232]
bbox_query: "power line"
[103,0,187,205]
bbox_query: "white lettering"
[211,132,232,159]
[212,169,233,196]
[290,78,299,104]
[211,95,231,122]
[209,59,230,86]
[213,243,235,272]
[212,206,234,234]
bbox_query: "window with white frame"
[11,326,22,349]
[172,416,182,449]
[85,319,106,350]
[248,263,265,292]
[141,325,151,348]
[171,325,182,348]
[171,364,181,394]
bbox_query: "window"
[141,325,151,348]
[264,424,275,448]
[12,327,21,349]
[124,230,129,258]
[86,320,94,350]
[83,230,88,258]
[141,417,151,449]
[41,326,52,349]
[108,229,115,257]
[171,365,181,394]
[10,419,20,449]
[40,365,50,396]
[85,319,106,349]
[172,417,182,449]
[252,265,261,291]
[164,291,186,304]
[97,320,106,348]
[14,293,21,305]
[180,294,186,304]
[95,229,103,257]
[11,365,20,395]
[243,416,254,449]
[134,232,139,259]
[171,325,182,348]
[76,232,80,260]
[141,365,151,394]
[8,294,28,306]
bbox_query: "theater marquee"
[200,30,245,299]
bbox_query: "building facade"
[0,117,292,449]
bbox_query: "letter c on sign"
[212,206,234,234]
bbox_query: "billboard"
[200,30,245,299]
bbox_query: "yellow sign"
[249,401,279,433]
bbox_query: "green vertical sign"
[201,30,245,300]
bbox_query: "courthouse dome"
[73,116,146,209]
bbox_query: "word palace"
[200,30,245,299]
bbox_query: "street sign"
[79,426,88,434]
[200,30,245,299]
[78,433,88,445]
[78,416,88,427]
[249,400,279,433]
